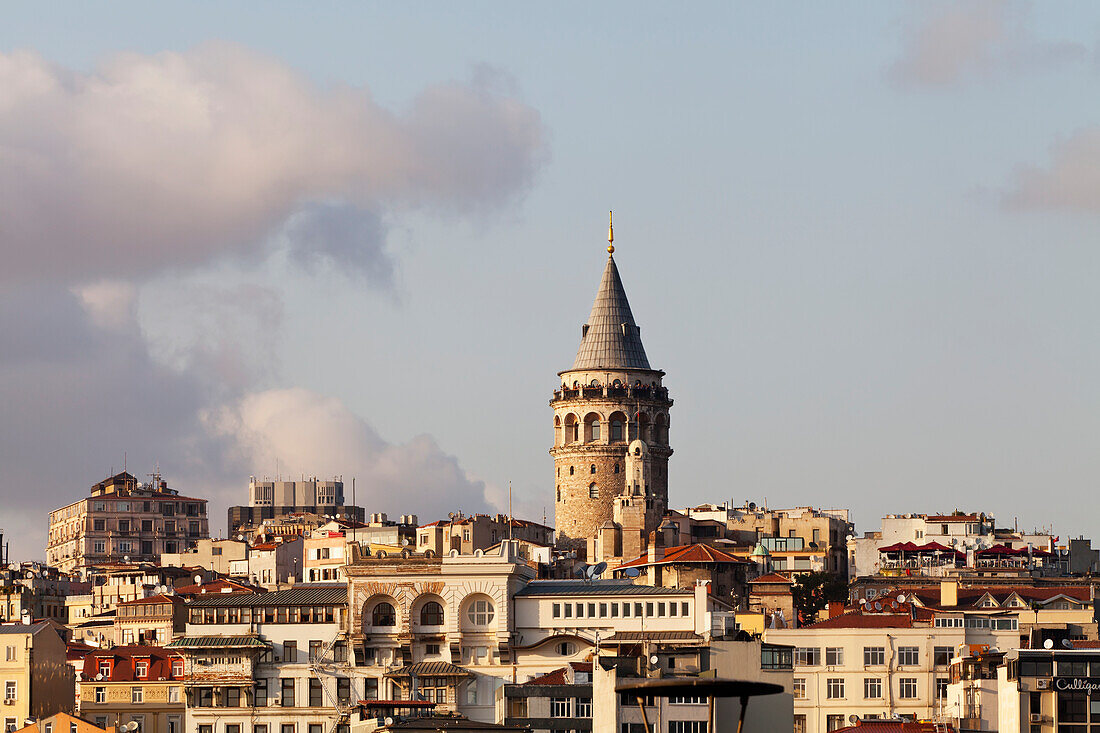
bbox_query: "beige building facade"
[0,623,74,731]
[46,472,209,574]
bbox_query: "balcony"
[552,385,670,403]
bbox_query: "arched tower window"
[569,466,574,476]
[589,483,599,499]
[590,464,596,474]
[655,414,668,445]
[584,413,601,443]
[608,411,627,443]
[556,486,561,501]
[564,414,579,444]
[614,464,620,474]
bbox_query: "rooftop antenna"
[508,481,514,542]
[607,211,614,255]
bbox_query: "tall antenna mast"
[508,481,513,541]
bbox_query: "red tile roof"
[173,579,262,596]
[749,573,793,585]
[835,723,953,732]
[804,604,934,629]
[522,662,592,686]
[618,544,749,569]
[82,645,184,682]
[118,594,183,606]
[926,514,980,522]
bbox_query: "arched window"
[466,599,495,626]
[556,486,561,501]
[589,483,598,499]
[591,420,601,441]
[590,464,597,474]
[564,414,579,444]
[372,602,396,627]
[420,601,444,626]
[569,466,574,476]
[611,420,624,442]
[613,464,620,474]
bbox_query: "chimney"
[941,580,958,608]
[827,601,845,619]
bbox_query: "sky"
[2,2,1100,560]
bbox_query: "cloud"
[889,0,1086,88]
[1004,128,1100,213]
[0,43,546,282]
[205,387,492,521]
[283,203,394,287]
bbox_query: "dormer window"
[99,660,111,678]
[135,660,149,678]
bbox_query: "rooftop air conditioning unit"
[1036,679,1051,690]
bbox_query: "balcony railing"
[552,385,670,402]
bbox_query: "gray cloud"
[283,203,394,287]
[0,43,545,282]
[889,1,1086,88]
[1004,128,1100,213]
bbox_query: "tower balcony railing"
[552,385,670,403]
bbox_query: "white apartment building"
[764,601,1018,733]
[165,585,356,733]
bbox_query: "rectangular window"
[576,698,592,717]
[897,646,919,666]
[826,678,844,699]
[283,641,297,663]
[309,640,323,662]
[337,678,351,704]
[196,688,213,707]
[826,715,845,732]
[864,646,885,666]
[168,686,180,703]
[635,602,644,617]
[281,678,295,707]
[309,678,323,707]
[226,726,240,733]
[795,648,821,666]
[564,604,572,618]
[825,647,844,666]
[667,723,707,733]
[225,687,241,707]
[793,678,806,699]
[588,603,596,617]
[611,603,619,617]
[646,602,654,616]
[426,644,441,655]
[682,602,689,616]
[553,603,560,618]
[135,660,149,678]
[254,679,267,707]
[131,686,144,704]
[94,687,106,703]
[622,603,631,617]
[657,602,666,617]
[576,602,585,618]
[308,726,322,733]
[793,715,806,733]
[935,678,948,700]
[899,678,918,699]
[600,603,607,617]
[281,726,295,733]
[864,677,882,699]
[254,726,268,733]
[550,698,571,717]
[934,646,953,667]
[94,519,106,531]
[3,683,15,701]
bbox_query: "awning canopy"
[385,661,471,679]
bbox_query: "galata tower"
[550,214,673,551]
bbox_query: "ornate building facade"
[550,224,673,551]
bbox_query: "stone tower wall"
[550,369,672,551]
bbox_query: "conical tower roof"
[571,254,651,370]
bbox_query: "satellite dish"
[897,594,905,604]
[649,655,659,665]
[194,575,202,584]
[123,555,130,562]
[384,718,394,727]
[874,602,882,611]
[1044,639,1055,649]
[573,564,589,579]
[237,535,244,541]
[849,715,860,724]
[590,561,608,579]
[402,539,410,547]
[859,599,867,605]
[96,673,104,681]
[1063,639,1075,649]
[623,567,640,579]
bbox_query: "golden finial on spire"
[607,211,615,254]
